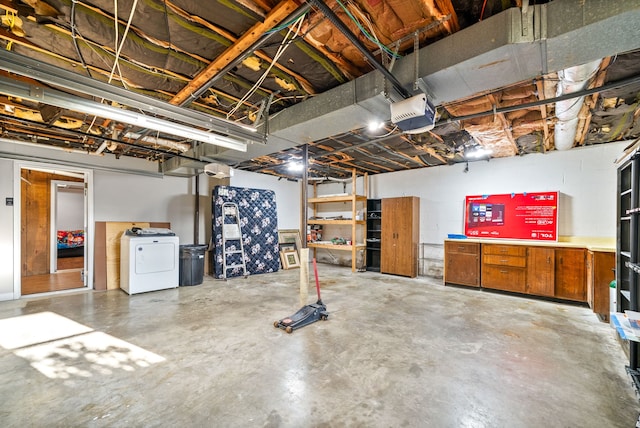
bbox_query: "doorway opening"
[16,164,93,297]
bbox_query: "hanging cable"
[226,15,305,119]
[264,12,309,34]
[71,0,92,77]
[108,0,139,84]
[334,0,400,59]
[112,0,119,81]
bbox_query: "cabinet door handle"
[500,270,508,274]
[547,257,551,264]
[500,259,508,263]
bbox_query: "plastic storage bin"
[179,244,208,286]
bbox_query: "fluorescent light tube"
[0,75,247,152]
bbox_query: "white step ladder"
[221,202,248,279]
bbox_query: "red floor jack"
[274,258,328,333]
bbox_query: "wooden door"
[381,197,419,277]
[554,248,587,302]
[526,246,555,297]
[21,169,51,276]
[380,198,399,273]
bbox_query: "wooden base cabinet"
[554,248,586,302]
[525,246,587,301]
[380,197,419,278]
[587,250,615,318]
[445,241,592,304]
[526,247,555,297]
[444,241,480,287]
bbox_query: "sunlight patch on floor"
[0,311,92,349]
[0,311,165,379]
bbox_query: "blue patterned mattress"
[212,186,280,278]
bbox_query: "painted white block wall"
[0,139,629,299]
[0,147,301,300]
[56,188,85,231]
[230,169,301,229]
[94,169,197,242]
[368,141,628,244]
[0,158,14,300]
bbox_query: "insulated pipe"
[554,59,602,151]
[306,0,411,99]
[124,132,191,152]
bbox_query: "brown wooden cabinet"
[554,247,586,301]
[481,244,527,293]
[526,246,555,297]
[444,241,480,286]
[380,196,419,277]
[444,240,594,304]
[587,250,615,318]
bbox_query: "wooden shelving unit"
[307,169,367,272]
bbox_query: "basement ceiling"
[0,0,639,179]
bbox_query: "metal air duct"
[554,59,602,151]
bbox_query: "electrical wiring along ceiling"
[0,1,639,179]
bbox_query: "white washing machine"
[120,229,179,294]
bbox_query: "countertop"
[444,236,615,252]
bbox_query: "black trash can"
[179,244,208,286]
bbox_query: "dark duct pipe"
[306,0,411,99]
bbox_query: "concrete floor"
[0,266,638,427]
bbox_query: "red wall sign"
[464,191,559,241]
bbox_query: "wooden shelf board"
[308,194,366,203]
[309,219,354,225]
[308,242,366,250]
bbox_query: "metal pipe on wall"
[301,143,308,249]
[194,174,200,245]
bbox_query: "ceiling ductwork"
[183,0,640,168]
[1,1,638,176]
[554,59,603,151]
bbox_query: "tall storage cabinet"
[617,153,640,369]
[380,197,419,278]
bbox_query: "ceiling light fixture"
[288,162,304,172]
[465,147,492,160]
[0,75,247,152]
[0,50,261,144]
[367,120,384,132]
